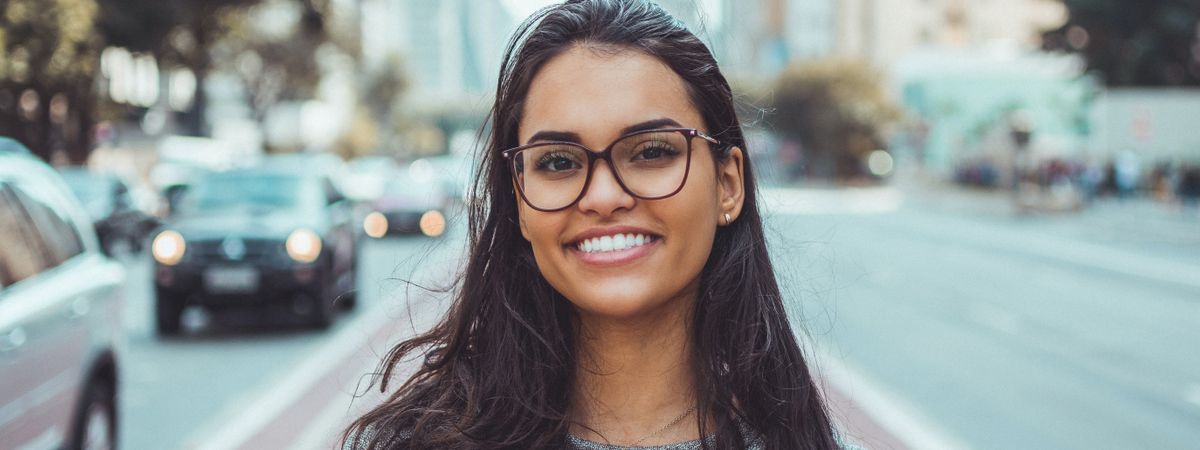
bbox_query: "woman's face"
[515,45,744,320]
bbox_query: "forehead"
[519,45,702,144]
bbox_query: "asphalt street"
[117,224,462,450]
[767,186,1200,450]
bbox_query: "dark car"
[1,138,125,450]
[150,167,357,334]
[58,168,160,256]
[360,169,450,239]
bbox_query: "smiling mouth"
[570,233,661,254]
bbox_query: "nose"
[576,159,635,216]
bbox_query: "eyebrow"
[526,117,684,144]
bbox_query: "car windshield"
[381,174,444,207]
[179,172,311,214]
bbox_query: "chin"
[566,283,681,320]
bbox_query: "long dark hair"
[343,1,837,448]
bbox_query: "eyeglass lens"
[513,130,692,210]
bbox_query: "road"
[766,185,1200,450]
[112,186,1200,450]
[116,221,464,450]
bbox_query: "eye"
[632,143,680,161]
[535,152,583,173]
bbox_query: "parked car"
[58,168,160,255]
[0,137,125,450]
[150,166,357,334]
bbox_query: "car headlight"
[363,211,388,238]
[286,228,322,263]
[152,230,186,265]
[419,210,445,237]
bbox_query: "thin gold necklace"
[628,405,697,447]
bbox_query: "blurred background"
[1,0,1199,449]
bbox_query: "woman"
[345,1,843,448]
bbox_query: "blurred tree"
[219,0,334,127]
[1044,0,1200,86]
[359,54,409,154]
[96,0,331,136]
[769,59,902,180]
[0,0,104,163]
[95,0,177,54]
[1,0,339,160]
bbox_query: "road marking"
[761,187,904,215]
[814,346,974,450]
[285,357,385,450]
[186,302,397,450]
[1184,384,1200,409]
[965,303,1023,336]
[899,212,1200,292]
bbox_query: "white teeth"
[576,233,655,253]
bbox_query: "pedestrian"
[343,1,848,449]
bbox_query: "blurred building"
[716,0,823,77]
[361,0,514,108]
[714,0,1066,78]
[835,0,1068,69]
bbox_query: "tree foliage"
[1044,0,1200,86]
[219,0,333,124]
[1,0,104,162]
[769,59,901,179]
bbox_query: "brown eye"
[536,152,583,173]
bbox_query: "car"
[0,137,125,450]
[343,155,400,203]
[58,168,161,256]
[359,162,450,239]
[150,166,357,334]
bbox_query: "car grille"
[186,238,284,264]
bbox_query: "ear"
[718,146,745,223]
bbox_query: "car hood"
[167,210,324,240]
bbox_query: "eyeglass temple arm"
[695,130,720,145]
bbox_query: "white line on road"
[1184,384,1200,409]
[965,303,1023,336]
[186,304,398,450]
[815,346,974,450]
[898,211,1200,292]
[285,357,385,450]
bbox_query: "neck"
[570,293,700,445]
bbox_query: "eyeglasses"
[501,128,721,212]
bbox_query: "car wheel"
[155,292,182,336]
[69,377,117,450]
[307,266,336,329]
[308,288,334,329]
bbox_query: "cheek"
[663,173,721,259]
[520,207,568,262]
